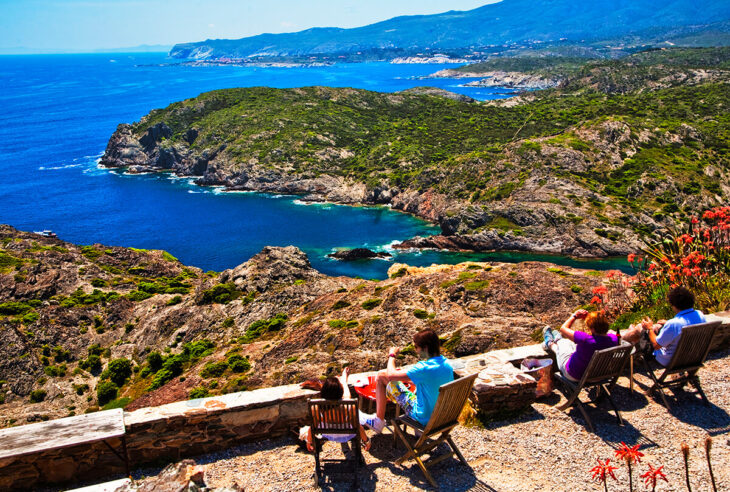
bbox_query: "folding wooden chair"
[638,321,721,409]
[555,342,633,432]
[390,373,478,488]
[308,398,362,488]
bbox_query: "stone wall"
[124,384,315,465]
[0,438,127,490]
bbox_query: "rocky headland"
[99,50,730,259]
[0,225,606,425]
[428,68,561,90]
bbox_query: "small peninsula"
[101,48,730,258]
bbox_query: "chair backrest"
[580,342,633,385]
[423,373,479,434]
[308,398,359,435]
[665,321,721,372]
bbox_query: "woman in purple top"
[544,309,619,382]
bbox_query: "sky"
[0,0,499,54]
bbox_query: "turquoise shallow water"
[0,53,627,278]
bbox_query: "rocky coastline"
[427,68,562,90]
[98,118,646,259]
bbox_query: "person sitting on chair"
[299,367,371,452]
[359,329,453,433]
[543,310,619,382]
[640,286,706,367]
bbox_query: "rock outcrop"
[327,248,392,260]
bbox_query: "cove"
[0,53,628,279]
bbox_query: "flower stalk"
[705,436,717,492]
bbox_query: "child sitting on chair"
[299,367,372,452]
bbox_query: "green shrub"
[44,364,67,377]
[147,354,185,390]
[200,361,228,378]
[126,290,154,302]
[183,339,215,360]
[227,354,251,373]
[166,295,183,306]
[331,300,351,310]
[146,351,163,372]
[96,381,118,406]
[361,299,382,310]
[161,251,178,262]
[90,278,107,287]
[221,317,235,328]
[413,309,432,319]
[241,313,288,343]
[285,356,298,364]
[328,319,359,329]
[72,383,89,395]
[81,246,102,260]
[29,389,46,403]
[465,280,490,291]
[80,354,102,373]
[0,301,33,316]
[102,358,132,387]
[189,387,210,399]
[197,283,241,304]
[570,284,583,293]
[390,267,407,279]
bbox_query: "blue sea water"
[0,53,627,278]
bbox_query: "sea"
[0,52,627,279]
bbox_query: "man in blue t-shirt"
[647,286,706,366]
[360,329,453,433]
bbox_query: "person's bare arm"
[647,325,662,350]
[339,367,351,399]
[559,309,588,341]
[385,347,411,382]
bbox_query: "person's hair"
[668,286,695,311]
[585,311,610,335]
[413,329,440,357]
[320,377,344,400]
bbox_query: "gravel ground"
[135,349,730,491]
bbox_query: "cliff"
[0,226,603,424]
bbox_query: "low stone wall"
[124,384,315,465]
[0,439,127,490]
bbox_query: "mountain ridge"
[170,0,730,61]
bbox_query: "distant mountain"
[170,0,730,60]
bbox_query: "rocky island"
[100,48,730,259]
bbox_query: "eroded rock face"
[0,226,605,424]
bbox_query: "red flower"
[615,442,644,465]
[641,463,668,489]
[628,253,636,263]
[591,296,602,304]
[592,286,608,296]
[590,459,618,483]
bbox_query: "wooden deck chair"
[555,342,633,432]
[390,373,478,488]
[638,321,721,409]
[308,398,362,488]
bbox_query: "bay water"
[0,53,626,278]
